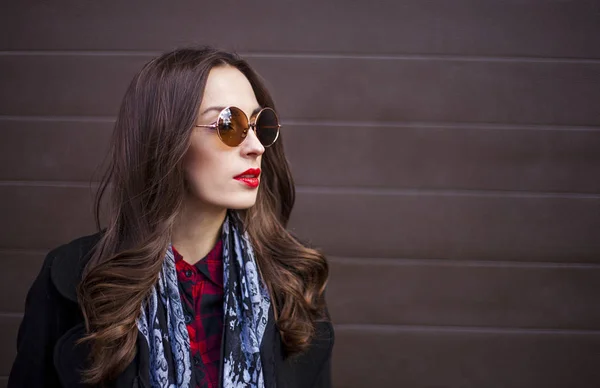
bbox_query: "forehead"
[199,65,259,115]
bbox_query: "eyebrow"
[201,106,263,117]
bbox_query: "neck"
[171,196,227,265]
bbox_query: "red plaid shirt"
[173,240,224,388]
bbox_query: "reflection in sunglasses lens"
[218,107,246,146]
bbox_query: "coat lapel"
[259,304,278,388]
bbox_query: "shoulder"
[48,231,104,303]
[8,232,104,386]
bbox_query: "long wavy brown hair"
[77,47,329,384]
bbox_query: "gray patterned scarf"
[137,211,271,387]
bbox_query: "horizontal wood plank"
[0,119,110,182]
[0,185,98,251]
[1,56,599,126]
[284,124,600,194]
[250,57,600,127]
[0,55,145,117]
[290,190,600,262]
[2,120,600,194]
[1,1,599,58]
[332,326,600,388]
[327,258,600,330]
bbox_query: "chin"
[227,200,258,210]
[221,194,259,210]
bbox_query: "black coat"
[8,233,334,388]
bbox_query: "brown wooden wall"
[1,1,600,387]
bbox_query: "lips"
[234,168,261,179]
[234,168,261,188]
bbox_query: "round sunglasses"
[195,106,281,147]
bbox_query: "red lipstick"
[234,168,261,188]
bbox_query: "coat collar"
[50,231,104,303]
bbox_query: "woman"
[8,47,334,388]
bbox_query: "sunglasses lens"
[256,108,279,147]
[217,107,247,147]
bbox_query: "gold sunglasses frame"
[195,106,281,147]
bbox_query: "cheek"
[185,143,222,189]
[183,137,234,204]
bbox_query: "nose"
[240,125,265,157]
